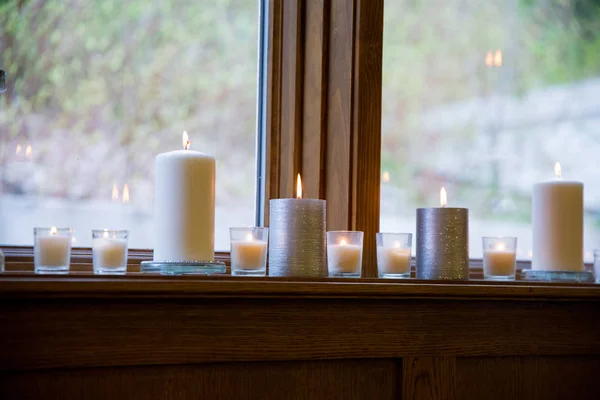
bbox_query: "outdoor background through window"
[0,0,259,250]
[381,0,600,261]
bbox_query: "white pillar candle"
[377,247,411,275]
[327,244,362,274]
[231,238,267,270]
[93,238,128,268]
[483,249,516,276]
[154,132,215,261]
[532,163,583,272]
[36,236,71,266]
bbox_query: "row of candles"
[29,223,517,280]
[26,133,590,281]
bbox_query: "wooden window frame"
[3,0,384,277]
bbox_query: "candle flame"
[122,184,130,203]
[393,241,400,248]
[494,50,502,67]
[554,162,561,178]
[340,238,348,246]
[25,144,32,158]
[246,233,253,241]
[183,131,190,150]
[382,171,390,183]
[112,184,119,201]
[50,226,57,235]
[440,187,448,208]
[495,242,506,251]
[16,144,22,155]
[296,174,302,199]
[485,51,493,67]
[103,230,109,239]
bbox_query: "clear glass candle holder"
[594,249,600,284]
[377,233,413,278]
[327,231,363,278]
[92,229,129,275]
[230,227,268,276]
[34,227,72,274]
[482,237,517,281]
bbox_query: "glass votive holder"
[34,227,72,274]
[376,232,412,278]
[327,231,363,278]
[230,227,269,276]
[482,236,517,281]
[594,249,600,284]
[92,229,129,275]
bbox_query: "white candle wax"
[483,250,516,276]
[35,235,71,266]
[154,144,215,262]
[327,244,362,274]
[93,238,127,268]
[377,247,411,274]
[532,174,583,271]
[231,240,267,270]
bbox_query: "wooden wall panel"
[402,357,456,400]
[0,360,398,400]
[456,356,600,400]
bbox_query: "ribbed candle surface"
[416,208,469,280]
[268,199,326,277]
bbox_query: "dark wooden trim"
[1,275,599,300]
[403,357,457,400]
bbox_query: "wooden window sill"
[0,273,598,301]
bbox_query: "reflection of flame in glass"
[494,50,502,67]
[25,145,32,158]
[440,187,448,208]
[485,51,493,67]
[296,174,302,199]
[382,171,390,183]
[50,226,58,235]
[72,236,77,245]
[103,230,109,239]
[112,184,119,201]
[554,162,561,178]
[122,184,130,203]
[246,233,253,241]
[16,144,22,155]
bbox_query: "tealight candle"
[482,237,517,280]
[327,231,363,277]
[92,229,129,275]
[34,227,72,274]
[230,227,268,276]
[377,233,412,278]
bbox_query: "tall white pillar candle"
[154,132,215,261]
[532,163,583,271]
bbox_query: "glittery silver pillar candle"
[416,208,469,280]
[268,199,327,277]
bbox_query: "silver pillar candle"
[268,198,327,277]
[416,207,469,280]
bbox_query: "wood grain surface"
[403,357,456,400]
[0,359,398,400]
[456,356,600,399]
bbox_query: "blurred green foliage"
[1,0,258,200]
[382,0,600,219]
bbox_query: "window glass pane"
[0,0,259,250]
[381,0,600,261]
